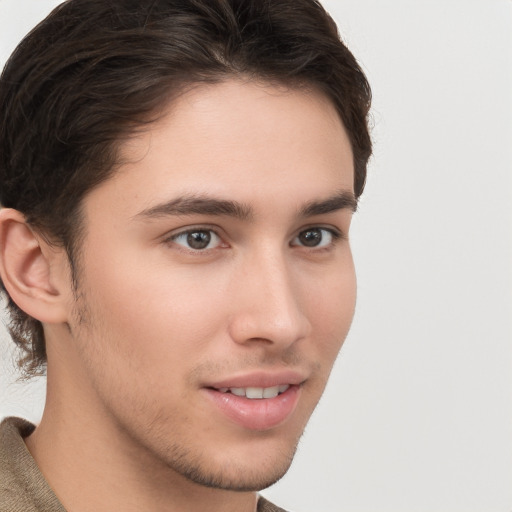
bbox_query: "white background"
[1,1,511,511]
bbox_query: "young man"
[0,1,371,511]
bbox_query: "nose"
[227,248,312,349]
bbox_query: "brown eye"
[292,228,336,248]
[171,229,221,250]
[298,229,322,247]
[187,231,211,249]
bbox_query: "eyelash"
[290,227,342,249]
[164,226,343,253]
[166,228,225,252]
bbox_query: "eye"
[170,229,222,250]
[291,228,338,248]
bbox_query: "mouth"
[214,384,290,399]
[204,382,302,431]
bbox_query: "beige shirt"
[0,417,286,512]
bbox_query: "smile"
[205,383,301,430]
[216,385,290,399]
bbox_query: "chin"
[173,451,296,492]
[158,431,301,492]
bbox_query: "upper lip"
[206,370,307,389]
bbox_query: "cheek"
[304,260,357,362]
[79,255,229,366]
[77,238,356,376]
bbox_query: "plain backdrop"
[0,1,511,511]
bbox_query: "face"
[60,79,356,491]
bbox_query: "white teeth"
[217,385,290,399]
[262,386,280,399]
[230,387,246,397]
[246,387,264,399]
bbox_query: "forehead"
[87,79,354,218]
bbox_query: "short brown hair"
[0,0,372,376]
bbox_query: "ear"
[0,208,70,324]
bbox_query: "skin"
[15,79,357,512]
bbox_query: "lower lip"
[204,386,301,431]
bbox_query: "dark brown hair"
[0,0,372,376]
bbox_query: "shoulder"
[0,417,65,512]
[0,417,35,511]
[258,495,290,512]
[0,416,36,489]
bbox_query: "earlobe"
[0,208,69,324]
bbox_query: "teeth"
[262,386,280,398]
[217,385,290,399]
[246,387,264,399]
[230,387,246,397]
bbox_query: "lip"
[206,370,307,390]
[203,370,306,431]
[204,385,301,431]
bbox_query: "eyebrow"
[299,190,358,216]
[134,190,357,222]
[135,195,253,221]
